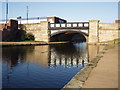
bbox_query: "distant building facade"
[0,19,18,31]
[0,19,18,41]
[47,17,67,23]
[115,20,120,23]
[0,16,67,24]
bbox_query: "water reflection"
[49,43,88,67]
[2,43,88,68]
[2,42,105,88]
[2,46,35,67]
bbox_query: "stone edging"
[62,45,108,89]
[0,42,68,47]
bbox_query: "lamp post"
[6,0,8,24]
[27,6,29,24]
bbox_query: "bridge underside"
[50,31,87,42]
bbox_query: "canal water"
[2,42,104,89]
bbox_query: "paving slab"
[82,44,119,88]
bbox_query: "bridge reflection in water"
[2,42,105,88]
[2,43,89,68]
[2,42,105,68]
[49,43,88,68]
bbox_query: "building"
[47,16,67,23]
[0,19,18,31]
[115,20,120,23]
[0,19,18,41]
[0,16,67,24]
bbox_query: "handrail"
[49,22,89,30]
[50,22,89,24]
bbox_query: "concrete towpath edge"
[62,45,108,89]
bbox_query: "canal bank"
[63,44,119,89]
[0,41,68,46]
[1,39,120,46]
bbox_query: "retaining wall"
[98,23,120,42]
[88,20,120,43]
[23,21,50,42]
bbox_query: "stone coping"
[0,41,68,46]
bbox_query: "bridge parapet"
[49,22,89,30]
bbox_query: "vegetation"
[24,33,35,41]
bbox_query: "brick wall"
[98,23,120,42]
[99,30,119,42]
[115,20,120,23]
[88,20,99,43]
[1,19,18,41]
[7,19,18,31]
[23,21,50,42]
[88,20,120,43]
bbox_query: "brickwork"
[115,20,120,23]
[7,19,18,31]
[23,21,50,42]
[88,20,120,43]
[24,20,119,43]
[0,24,7,31]
[1,18,119,43]
[99,23,120,42]
[1,20,18,41]
[99,23,119,30]
[99,30,119,42]
[88,20,99,43]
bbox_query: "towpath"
[82,44,119,88]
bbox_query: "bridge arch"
[50,30,88,42]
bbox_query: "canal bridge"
[6,19,119,43]
[49,22,89,42]
[24,20,114,43]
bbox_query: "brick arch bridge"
[49,22,89,42]
[23,20,119,43]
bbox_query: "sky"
[0,1,119,23]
